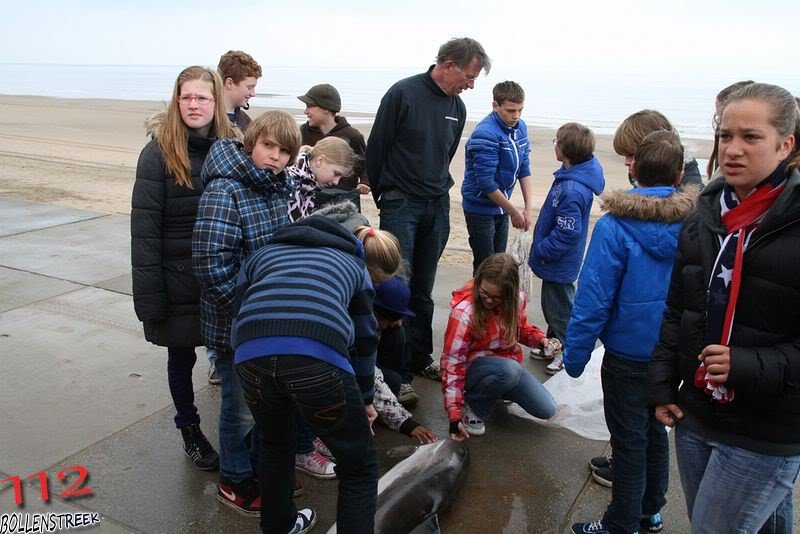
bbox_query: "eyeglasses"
[478,287,501,302]
[454,65,479,82]
[178,94,214,106]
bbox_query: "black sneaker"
[398,383,418,406]
[288,508,317,534]
[180,424,219,471]
[589,453,612,472]
[217,477,261,516]
[592,466,613,488]
[640,513,663,533]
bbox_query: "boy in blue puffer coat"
[565,130,697,534]
[462,81,534,274]
[529,122,605,374]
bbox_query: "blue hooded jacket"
[529,156,605,283]
[461,111,531,215]
[563,187,697,377]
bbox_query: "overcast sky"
[1,0,793,83]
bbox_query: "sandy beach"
[0,95,713,263]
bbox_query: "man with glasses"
[366,37,490,398]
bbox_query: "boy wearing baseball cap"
[298,84,370,199]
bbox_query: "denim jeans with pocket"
[601,351,669,533]
[379,195,450,375]
[238,355,378,534]
[464,355,556,420]
[540,280,575,344]
[675,425,800,534]
[464,211,510,275]
[216,348,257,483]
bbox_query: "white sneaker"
[545,354,564,375]
[295,450,337,479]
[287,508,317,534]
[313,437,334,460]
[530,347,554,361]
[462,404,486,436]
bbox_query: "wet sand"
[0,95,713,263]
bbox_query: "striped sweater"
[231,216,379,402]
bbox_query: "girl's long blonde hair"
[472,253,520,345]
[301,137,354,170]
[159,66,236,188]
[354,226,402,281]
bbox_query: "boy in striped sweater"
[231,215,380,534]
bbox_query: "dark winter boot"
[180,424,219,471]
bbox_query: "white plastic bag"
[507,229,534,299]
[509,345,609,441]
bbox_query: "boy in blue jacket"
[462,81,533,274]
[565,131,696,534]
[529,122,605,374]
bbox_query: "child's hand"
[365,404,378,436]
[699,345,731,384]
[410,426,437,444]
[449,422,471,442]
[510,209,526,230]
[523,209,533,232]
[541,337,562,355]
[357,183,371,195]
[654,404,684,427]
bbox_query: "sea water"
[1,63,798,140]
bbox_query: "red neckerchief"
[695,166,786,402]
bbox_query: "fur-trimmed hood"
[600,186,697,223]
[599,186,697,261]
[145,111,166,139]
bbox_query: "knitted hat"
[297,84,342,113]
[373,276,415,319]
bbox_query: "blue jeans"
[238,356,378,534]
[215,348,257,483]
[675,425,800,534]
[464,356,556,420]
[601,352,669,533]
[464,211,510,275]
[380,195,450,374]
[540,280,575,343]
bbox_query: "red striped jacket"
[440,281,546,422]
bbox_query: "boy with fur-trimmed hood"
[565,130,697,534]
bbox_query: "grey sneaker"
[208,364,221,385]
[418,360,442,381]
[398,383,418,406]
[530,347,554,360]
[462,404,486,436]
[545,354,564,375]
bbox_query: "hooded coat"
[648,171,800,455]
[192,138,294,351]
[130,113,214,347]
[529,156,606,284]
[562,187,697,377]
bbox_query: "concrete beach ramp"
[0,197,761,533]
